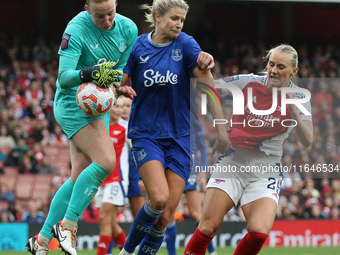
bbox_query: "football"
[76,82,115,117]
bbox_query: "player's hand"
[197,51,215,70]
[211,135,231,157]
[117,85,136,100]
[80,61,123,88]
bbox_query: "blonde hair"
[85,0,113,8]
[264,44,298,68]
[145,0,189,28]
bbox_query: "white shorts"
[206,144,283,206]
[95,181,127,207]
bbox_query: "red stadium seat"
[17,174,36,185]
[3,166,19,176]
[15,183,33,200]
[35,174,54,186]
[0,175,17,191]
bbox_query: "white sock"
[62,218,77,230]
[38,233,50,247]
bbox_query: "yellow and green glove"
[80,61,123,88]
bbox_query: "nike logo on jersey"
[90,44,99,51]
[113,130,122,135]
[139,56,149,63]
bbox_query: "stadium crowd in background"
[1,12,340,228]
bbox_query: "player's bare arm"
[193,67,231,155]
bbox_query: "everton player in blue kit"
[118,0,228,254]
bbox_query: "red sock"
[233,231,268,255]
[97,235,112,255]
[112,231,126,250]
[184,228,213,255]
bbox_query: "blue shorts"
[131,136,190,182]
[184,174,200,192]
[128,150,142,198]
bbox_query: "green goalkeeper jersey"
[53,11,137,139]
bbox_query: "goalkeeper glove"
[79,61,123,88]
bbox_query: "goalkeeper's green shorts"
[54,89,110,140]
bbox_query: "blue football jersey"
[124,32,201,139]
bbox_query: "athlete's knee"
[97,157,116,173]
[98,213,111,226]
[247,225,272,235]
[148,192,169,211]
[247,220,273,235]
[198,220,219,237]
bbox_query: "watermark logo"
[196,82,222,115]
[195,78,312,128]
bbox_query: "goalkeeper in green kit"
[26,1,137,255]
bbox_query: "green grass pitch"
[3,246,340,255]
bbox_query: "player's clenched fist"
[80,61,123,88]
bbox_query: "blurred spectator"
[116,205,134,223]
[223,207,240,222]
[302,178,320,200]
[34,197,48,215]
[27,98,46,121]
[0,209,15,222]
[49,125,68,145]
[321,196,334,218]
[281,203,296,220]
[40,127,54,146]
[82,200,99,223]
[0,148,7,171]
[25,80,43,105]
[21,199,46,223]
[32,142,44,163]
[0,80,8,107]
[310,203,326,219]
[19,154,38,174]
[280,154,302,195]
[40,92,54,125]
[49,178,63,203]
[315,83,333,108]
[32,38,52,63]
[16,44,32,62]
[0,201,15,223]
[52,166,70,188]
[7,137,28,166]
[0,123,16,148]
[331,206,340,219]
[0,183,15,205]
[39,155,55,174]
[10,125,25,143]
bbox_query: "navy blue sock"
[137,228,165,255]
[207,240,216,253]
[124,201,163,253]
[165,221,177,255]
[106,240,113,254]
